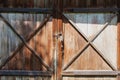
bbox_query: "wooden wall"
[63,0,117,8]
[0,0,118,8]
[0,0,53,8]
[0,0,119,80]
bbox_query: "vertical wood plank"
[96,0,105,8]
[56,0,63,80]
[45,16,53,69]
[15,13,24,70]
[33,14,44,70]
[16,76,22,80]
[117,2,120,80]
[52,1,58,80]
[22,13,31,70]
[117,0,120,75]
[0,13,9,69]
[8,13,17,70]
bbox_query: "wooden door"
[60,13,118,80]
[0,0,119,80]
[0,13,54,79]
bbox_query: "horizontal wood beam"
[0,8,119,13]
[62,70,120,77]
[0,70,52,76]
[64,8,120,13]
[0,8,52,13]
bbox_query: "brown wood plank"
[118,16,120,70]
[52,9,58,80]
[52,0,64,79]
[56,0,63,80]
[45,16,53,69]
[52,0,60,80]
[117,0,120,72]
[32,14,44,71]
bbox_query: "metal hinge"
[53,33,64,54]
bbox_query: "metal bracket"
[53,33,64,54]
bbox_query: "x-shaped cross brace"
[0,12,117,72]
[0,14,53,71]
[62,13,117,71]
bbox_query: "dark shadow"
[0,0,52,8]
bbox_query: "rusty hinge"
[53,33,64,54]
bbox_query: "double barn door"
[0,3,119,80]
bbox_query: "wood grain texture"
[63,13,117,71]
[0,0,52,8]
[0,1,118,79]
[57,0,63,80]
[93,14,117,69]
[63,19,87,69]
[117,18,120,70]
[0,76,51,80]
[0,13,53,71]
[63,77,117,80]
[63,0,117,8]
[68,46,111,70]
[0,0,117,8]
[117,0,120,71]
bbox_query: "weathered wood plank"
[93,13,117,69]
[0,70,52,76]
[117,16,120,70]
[56,0,63,80]
[63,77,116,80]
[117,0,120,74]
[62,71,118,76]
[63,14,87,70]
[0,0,53,8]
[63,0,117,8]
